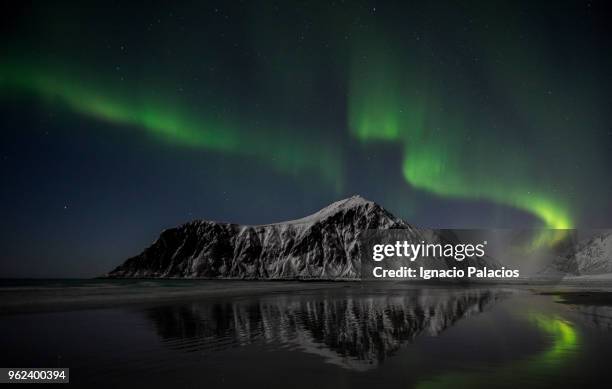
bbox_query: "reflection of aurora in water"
[416,314,579,388]
[531,314,579,367]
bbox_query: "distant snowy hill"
[548,231,612,275]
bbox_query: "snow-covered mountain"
[106,195,493,279]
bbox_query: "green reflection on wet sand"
[416,314,579,388]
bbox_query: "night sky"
[1,1,612,277]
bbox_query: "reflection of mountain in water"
[571,305,612,331]
[553,292,612,332]
[146,288,505,370]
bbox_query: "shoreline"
[3,277,612,316]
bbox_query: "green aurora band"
[349,48,573,234]
[0,56,576,233]
[0,62,343,189]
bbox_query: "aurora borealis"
[0,61,343,186]
[2,1,612,276]
[348,47,573,231]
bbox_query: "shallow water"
[1,281,612,388]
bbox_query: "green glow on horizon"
[0,62,343,188]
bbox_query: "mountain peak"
[326,195,374,209]
[282,195,381,225]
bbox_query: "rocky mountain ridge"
[107,195,493,279]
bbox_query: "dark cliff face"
[108,196,414,279]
